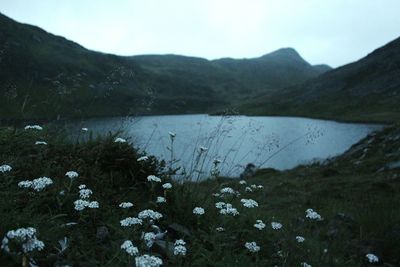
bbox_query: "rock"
[96,226,109,244]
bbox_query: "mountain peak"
[260,47,308,65]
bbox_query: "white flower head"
[301,262,312,267]
[219,203,239,216]
[74,199,89,211]
[135,254,163,267]
[174,245,187,256]
[78,184,86,189]
[88,201,99,209]
[35,141,47,145]
[254,219,266,230]
[143,232,156,248]
[138,209,163,220]
[137,156,149,162]
[121,240,139,256]
[296,236,305,243]
[162,182,172,189]
[4,227,44,253]
[156,196,166,203]
[305,209,323,221]
[119,202,134,208]
[147,175,161,183]
[245,187,253,192]
[366,253,379,263]
[24,125,43,130]
[193,207,205,215]
[79,188,93,199]
[120,217,143,227]
[241,198,259,208]
[271,222,283,230]
[220,187,236,195]
[215,227,225,232]
[239,180,247,185]
[245,241,260,253]
[114,137,127,143]
[0,164,12,173]
[82,127,88,132]
[65,171,79,179]
[19,177,53,191]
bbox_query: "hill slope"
[0,13,330,120]
[239,37,400,123]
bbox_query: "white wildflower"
[138,209,163,220]
[220,187,236,195]
[193,207,205,215]
[78,184,86,189]
[74,199,89,211]
[19,177,53,191]
[81,128,88,132]
[245,241,260,253]
[65,171,79,179]
[22,237,45,253]
[18,180,33,188]
[3,227,44,253]
[174,239,186,246]
[305,209,323,221]
[143,232,156,248]
[119,202,134,209]
[216,227,225,232]
[296,236,305,243]
[121,240,139,256]
[245,187,253,192]
[271,222,283,230]
[137,156,149,162]
[257,185,264,189]
[35,141,47,145]
[241,198,259,208]
[120,217,143,227]
[215,201,226,209]
[0,164,12,173]
[174,245,187,256]
[156,196,166,203]
[254,220,266,230]
[88,201,99,209]
[79,188,93,199]
[24,125,43,130]
[366,253,379,263]
[162,182,172,189]
[59,190,65,196]
[301,262,312,267]
[239,180,247,185]
[147,175,161,183]
[114,137,127,143]
[219,203,239,216]
[135,254,163,267]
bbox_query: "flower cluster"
[0,164,12,173]
[366,253,379,263]
[241,198,259,208]
[35,141,47,145]
[215,202,239,216]
[271,222,283,230]
[193,207,205,215]
[156,196,166,203]
[1,227,44,253]
[147,175,161,183]
[254,219,266,230]
[18,177,53,192]
[220,187,237,195]
[305,209,323,221]
[138,209,163,220]
[174,239,187,256]
[142,232,156,248]
[114,137,127,143]
[65,171,79,179]
[74,184,99,211]
[301,262,312,267]
[119,202,134,209]
[162,182,172,189]
[135,254,163,267]
[121,240,139,256]
[296,236,305,243]
[245,241,260,253]
[120,217,143,227]
[24,125,43,130]
[81,127,89,132]
[137,156,149,162]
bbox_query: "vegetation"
[1,124,399,266]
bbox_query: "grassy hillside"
[0,123,399,266]
[239,37,400,123]
[0,13,330,121]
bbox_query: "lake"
[67,114,382,179]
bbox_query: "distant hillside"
[0,13,330,121]
[240,37,400,123]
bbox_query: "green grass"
[0,125,399,266]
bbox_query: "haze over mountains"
[1,12,399,123]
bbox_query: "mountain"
[0,13,330,120]
[239,37,400,123]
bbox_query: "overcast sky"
[1,0,399,67]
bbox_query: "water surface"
[68,115,382,178]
